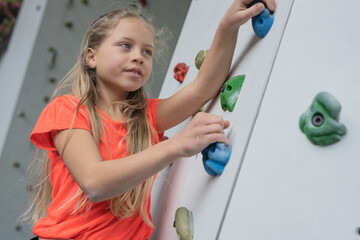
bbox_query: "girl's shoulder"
[146,98,160,121]
[147,98,160,110]
[45,95,88,117]
[30,95,92,151]
[147,98,164,139]
[49,94,80,107]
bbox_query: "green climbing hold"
[299,92,347,146]
[220,75,245,112]
[195,49,209,70]
[174,207,194,240]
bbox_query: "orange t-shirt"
[30,95,163,240]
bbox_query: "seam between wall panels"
[215,0,296,239]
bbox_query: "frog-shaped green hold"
[299,92,347,146]
[220,75,245,112]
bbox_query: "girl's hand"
[172,112,230,158]
[220,0,276,32]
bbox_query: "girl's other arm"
[157,0,275,133]
[53,112,229,203]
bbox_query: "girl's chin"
[121,85,143,93]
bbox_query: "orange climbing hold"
[174,63,189,83]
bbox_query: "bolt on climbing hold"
[49,77,56,84]
[174,207,194,240]
[48,47,57,69]
[250,0,274,38]
[220,74,245,112]
[201,142,232,176]
[299,92,347,146]
[81,0,88,5]
[43,96,50,103]
[15,224,21,231]
[64,21,73,29]
[174,63,189,83]
[18,110,25,118]
[195,49,209,70]
[12,162,20,168]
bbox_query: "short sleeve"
[147,98,164,142]
[30,95,92,151]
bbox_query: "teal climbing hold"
[220,75,245,112]
[299,92,347,146]
[201,142,232,176]
[251,0,274,38]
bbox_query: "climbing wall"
[152,0,360,239]
[218,0,360,239]
[150,0,294,239]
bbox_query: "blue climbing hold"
[251,0,274,38]
[201,142,232,176]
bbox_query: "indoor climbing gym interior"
[0,0,359,239]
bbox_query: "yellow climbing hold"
[174,207,194,240]
[195,49,209,70]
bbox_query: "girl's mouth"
[125,67,142,78]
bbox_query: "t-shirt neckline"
[94,105,125,126]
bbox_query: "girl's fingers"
[205,133,230,146]
[199,123,230,145]
[200,120,230,135]
[201,124,225,135]
[245,2,265,19]
[188,112,230,151]
[262,0,276,12]
[223,120,230,129]
[194,112,226,128]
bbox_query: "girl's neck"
[96,91,129,123]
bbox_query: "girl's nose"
[130,50,143,64]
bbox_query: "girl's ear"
[86,48,97,69]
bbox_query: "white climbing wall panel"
[151,0,294,239]
[219,0,360,239]
[153,0,360,239]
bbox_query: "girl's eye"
[120,43,130,49]
[144,49,153,56]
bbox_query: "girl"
[24,0,275,239]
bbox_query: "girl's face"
[88,17,154,100]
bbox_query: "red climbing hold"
[174,63,189,83]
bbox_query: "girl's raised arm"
[156,0,275,133]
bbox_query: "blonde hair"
[23,5,167,228]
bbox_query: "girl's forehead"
[110,17,154,43]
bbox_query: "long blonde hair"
[23,5,167,228]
